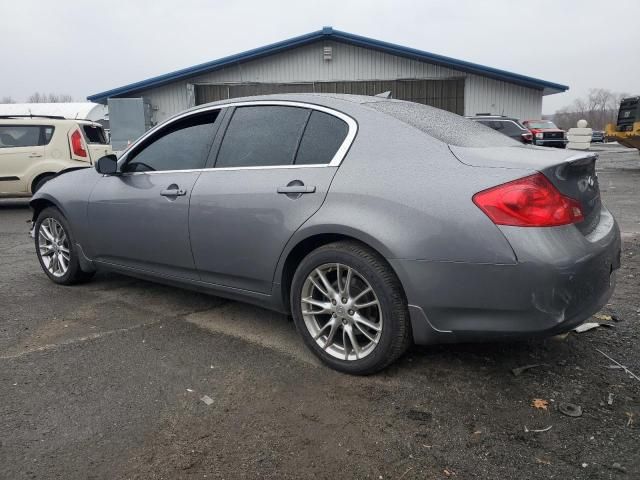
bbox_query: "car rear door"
[189,103,355,294]
[0,125,49,194]
[87,110,222,279]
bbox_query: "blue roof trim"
[87,27,568,103]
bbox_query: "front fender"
[29,168,101,250]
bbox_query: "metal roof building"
[88,27,568,126]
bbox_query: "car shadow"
[83,271,573,375]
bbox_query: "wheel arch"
[30,172,57,194]
[276,226,400,312]
[29,195,64,224]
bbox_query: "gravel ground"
[0,145,638,479]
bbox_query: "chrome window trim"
[117,164,334,176]
[117,100,358,172]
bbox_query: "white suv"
[0,115,112,197]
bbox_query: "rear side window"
[43,127,55,145]
[215,106,309,168]
[0,126,44,148]
[295,111,348,165]
[366,100,517,147]
[124,112,219,172]
[82,125,107,144]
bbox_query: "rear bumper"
[392,209,621,345]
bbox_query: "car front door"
[0,125,49,194]
[87,110,223,279]
[189,103,355,293]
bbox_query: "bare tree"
[554,89,629,130]
[27,92,75,103]
[1,96,16,103]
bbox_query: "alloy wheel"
[37,218,70,278]
[301,263,383,361]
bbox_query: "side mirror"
[95,154,118,175]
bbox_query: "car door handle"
[160,188,187,197]
[277,185,316,194]
[28,153,42,158]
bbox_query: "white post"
[566,119,592,150]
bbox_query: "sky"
[1,0,638,114]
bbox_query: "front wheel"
[291,241,411,375]
[35,207,94,285]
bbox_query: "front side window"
[215,106,309,168]
[295,111,348,165]
[124,112,219,172]
[0,126,42,148]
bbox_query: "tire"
[32,174,55,194]
[34,207,95,285]
[290,241,411,375]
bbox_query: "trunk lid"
[450,145,601,235]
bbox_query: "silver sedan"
[31,94,621,374]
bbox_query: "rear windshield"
[82,124,108,144]
[365,100,517,147]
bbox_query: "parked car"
[591,130,605,143]
[0,115,111,197]
[30,95,621,374]
[522,119,567,148]
[467,115,532,144]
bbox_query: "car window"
[0,126,42,148]
[500,121,524,136]
[124,112,219,172]
[42,126,55,145]
[295,111,349,165]
[215,106,309,168]
[82,125,108,144]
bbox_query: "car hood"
[527,128,565,133]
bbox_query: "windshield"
[526,121,558,129]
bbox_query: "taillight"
[70,129,87,158]
[473,173,584,227]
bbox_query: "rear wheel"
[35,207,94,285]
[291,241,411,374]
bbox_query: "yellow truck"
[605,96,640,151]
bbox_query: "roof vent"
[323,46,332,61]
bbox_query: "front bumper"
[391,209,621,344]
[534,139,567,148]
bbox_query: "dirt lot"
[1,145,639,479]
